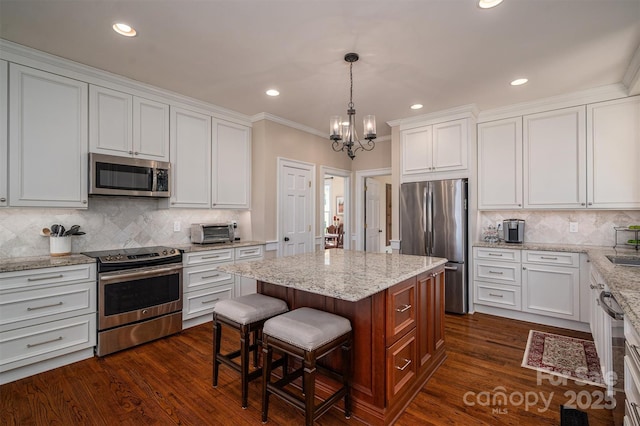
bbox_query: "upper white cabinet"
[212,119,251,209]
[587,96,640,209]
[477,117,523,210]
[0,60,7,207]
[401,118,468,181]
[9,64,88,208]
[523,106,586,209]
[169,106,212,208]
[89,85,169,161]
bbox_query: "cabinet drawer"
[183,283,234,321]
[474,282,521,310]
[183,249,234,266]
[0,313,96,372]
[474,247,520,262]
[184,265,234,292]
[386,328,417,404]
[386,278,416,345]
[234,245,264,262]
[0,282,96,332]
[523,251,579,267]
[474,261,521,286]
[0,264,95,291]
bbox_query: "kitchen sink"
[606,255,640,266]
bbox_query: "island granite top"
[217,249,448,302]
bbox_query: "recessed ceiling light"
[510,78,529,86]
[112,22,137,37]
[411,104,423,110]
[266,89,280,97]
[478,0,503,9]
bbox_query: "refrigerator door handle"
[423,186,429,255]
[427,185,434,256]
[444,266,458,271]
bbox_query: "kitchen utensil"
[50,224,59,236]
[40,227,51,237]
[57,225,65,237]
[74,231,86,235]
[64,225,80,236]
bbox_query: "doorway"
[321,166,350,250]
[355,168,392,252]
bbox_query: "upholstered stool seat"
[213,293,288,408]
[261,307,352,425]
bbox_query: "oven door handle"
[599,291,624,320]
[100,264,183,283]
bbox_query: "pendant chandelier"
[329,53,376,160]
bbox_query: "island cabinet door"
[386,278,417,346]
[386,328,417,404]
[416,268,446,368]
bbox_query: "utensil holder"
[50,236,71,257]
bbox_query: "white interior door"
[365,178,381,252]
[279,160,313,257]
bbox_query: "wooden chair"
[325,225,338,249]
[337,223,344,248]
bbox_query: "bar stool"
[261,307,352,425]
[212,293,289,408]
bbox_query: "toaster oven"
[190,223,234,244]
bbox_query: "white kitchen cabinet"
[522,250,580,321]
[401,119,468,180]
[587,96,640,209]
[0,263,97,384]
[9,64,88,208]
[212,119,251,209]
[0,60,7,207]
[233,245,264,296]
[473,247,522,311]
[168,106,212,208]
[523,106,586,209]
[89,85,169,161]
[477,117,523,209]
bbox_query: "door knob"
[284,237,290,241]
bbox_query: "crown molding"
[623,43,640,96]
[477,83,628,123]
[387,104,479,130]
[0,39,253,127]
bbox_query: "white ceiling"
[1,0,639,137]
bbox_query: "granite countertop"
[473,240,640,333]
[178,240,265,253]
[0,254,96,273]
[217,249,447,302]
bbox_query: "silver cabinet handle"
[242,250,258,255]
[488,253,503,257]
[395,358,412,371]
[27,301,63,311]
[522,267,527,270]
[202,255,221,260]
[0,197,6,202]
[581,203,586,206]
[488,270,504,275]
[396,304,411,313]
[588,202,593,206]
[27,274,63,282]
[27,336,63,348]
[489,293,504,298]
[201,298,220,305]
[202,273,220,279]
[540,256,558,260]
[134,151,139,155]
[128,150,133,154]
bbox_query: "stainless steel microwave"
[190,223,234,244]
[89,153,171,198]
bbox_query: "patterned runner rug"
[521,330,604,387]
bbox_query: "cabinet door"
[416,269,445,368]
[89,85,133,156]
[587,96,640,209]
[9,64,88,208]
[212,119,251,209]
[0,60,7,207]
[432,119,467,172]
[522,263,580,320]
[133,97,169,161]
[401,125,432,177]
[477,117,523,209]
[523,106,586,209]
[169,107,211,208]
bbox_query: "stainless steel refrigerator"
[400,179,468,314]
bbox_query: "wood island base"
[257,264,446,425]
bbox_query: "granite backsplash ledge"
[479,210,640,247]
[0,197,250,258]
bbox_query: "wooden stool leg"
[261,343,273,423]
[212,318,222,388]
[342,339,352,419]
[252,329,259,368]
[240,325,250,409]
[303,353,317,426]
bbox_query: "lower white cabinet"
[0,263,97,384]
[473,247,522,311]
[182,244,264,328]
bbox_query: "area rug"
[521,330,604,387]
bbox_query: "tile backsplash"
[0,197,249,258]
[479,210,640,247]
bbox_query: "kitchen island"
[218,249,447,425]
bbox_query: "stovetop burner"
[82,246,182,271]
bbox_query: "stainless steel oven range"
[82,246,183,356]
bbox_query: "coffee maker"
[503,219,525,243]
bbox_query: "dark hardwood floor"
[1,313,619,425]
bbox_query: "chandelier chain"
[349,61,354,109]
